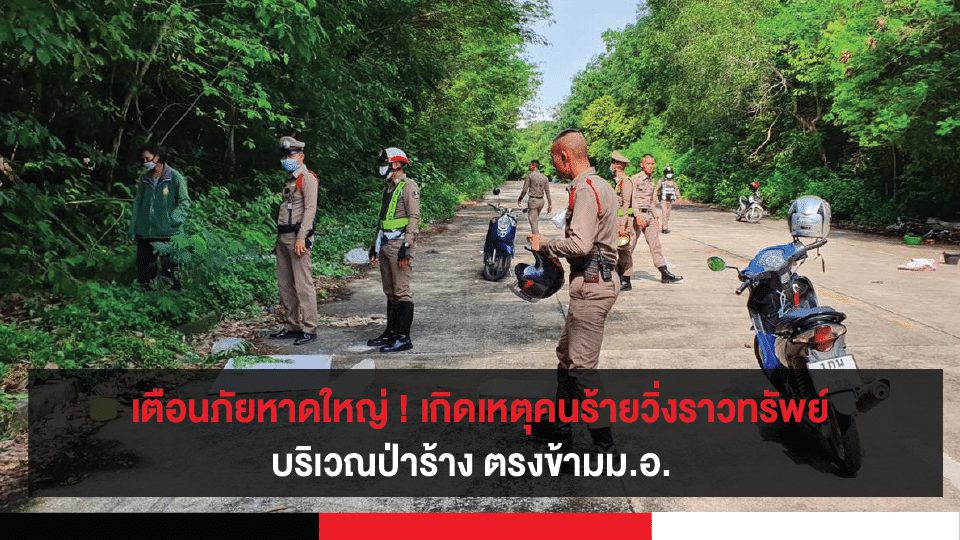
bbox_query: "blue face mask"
[281,158,300,172]
[143,161,157,171]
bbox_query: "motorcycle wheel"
[826,407,862,477]
[482,251,512,281]
[745,206,763,223]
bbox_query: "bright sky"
[523,0,643,122]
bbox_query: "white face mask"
[666,173,674,179]
[379,165,389,177]
[144,161,157,171]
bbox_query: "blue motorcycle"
[708,238,890,476]
[482,188,519,281]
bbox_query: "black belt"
[569,252,613,283]
[638,208,652,213]
[277,223,314,236]
[529,195,544,199]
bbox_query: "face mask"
[281,158,300,172]
[608,167,616,177]
[379,165,389,177]
[666,173,674,179]
[143,161,157,171]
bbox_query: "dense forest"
[521,0,960,222]
[0,0,546,413]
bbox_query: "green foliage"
[0,1,547,387]
[535,0,960,222]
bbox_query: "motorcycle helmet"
[788,195,831,238]
[378,147,409,177]
[511,250,564,303]
[617,231,631,247]
[664,165,674,179]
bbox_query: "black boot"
[589,427,618,454]
[619,275,632,291]
[293,332,316,346]
[367,300,397,347]
[659,265,683,283]
[380,301,413,353]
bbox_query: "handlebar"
[733,238,828,295]
[736,280,751,295]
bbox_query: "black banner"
[28,369,942,497]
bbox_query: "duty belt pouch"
[596,246,613,282]
[572,248,613,283]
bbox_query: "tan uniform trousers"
[660,200,673,230]
[527,197,545,234]
[379,240,413,302]
[556,275,619,428]
[276,234,318,333]
[618,210,666,275]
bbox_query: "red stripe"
[318,513,651,539]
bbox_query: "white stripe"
[653,512,959,540]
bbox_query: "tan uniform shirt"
[615,171,634,222]
[380,173,421,249]
[541,168,618,268]
[277,165,319,241]
[631,172,657,210]
[520,171,552,204]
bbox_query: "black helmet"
[511,249,564,303]
[664,165,674,178]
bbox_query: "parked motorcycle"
[735,193,765,223]
[707,196,889,476]
[482,188,519,281]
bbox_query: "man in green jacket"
[130,144,190,290]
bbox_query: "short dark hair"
[530,159,540,167]
[552,128,582,143]
[641,153,655,160]
[141,142,165,163]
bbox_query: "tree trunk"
[108,19,170,182]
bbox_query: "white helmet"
[378,147,409,177]
[788,195,831,238]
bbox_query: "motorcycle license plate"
[808,355,860,393]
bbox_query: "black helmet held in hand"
[511,249,564,303]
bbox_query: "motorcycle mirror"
[493,188,501,196]
[707,256,727,272]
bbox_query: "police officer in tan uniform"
[269,136,319,346]
[629,154,683,284]
[367,147,420,353]
[529,129,620,454]
[518,160,552,234]
[610,151,638,290]
[656,165,680,233]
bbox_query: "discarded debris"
[897,258,937,272]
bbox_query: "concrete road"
[25,181,960,512]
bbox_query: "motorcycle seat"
[774,306,846,335]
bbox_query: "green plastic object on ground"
[903,234,923,246]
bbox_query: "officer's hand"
[635,215,648,229]
[399,257,411,268]
[528,234,544,251]
[517,198,523,206]
[547,205,553,213]
[369,255,378,267]
[294,239,307,256]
